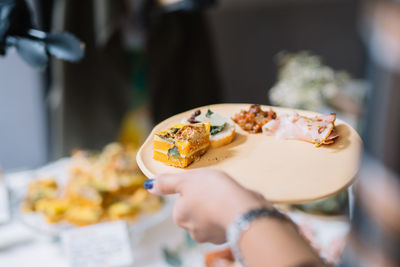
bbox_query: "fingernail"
[144,179,154,190]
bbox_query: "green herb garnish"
[210,123,226,135]
[205,109,214,118]
[168,145,181,159]
[169,128,179,134]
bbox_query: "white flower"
[268,51,350,110]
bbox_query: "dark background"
[208,0,366,104]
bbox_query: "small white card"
[61,221,133,267]
[0,182,10,224]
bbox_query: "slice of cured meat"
[262,113,339,146]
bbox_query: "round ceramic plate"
[137,104,362,204]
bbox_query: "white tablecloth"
[0,211,350,267]
[0,214,187,267]
[0,165,350,267]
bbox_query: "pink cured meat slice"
[262,113,338,146]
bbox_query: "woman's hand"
[144,169,271,244]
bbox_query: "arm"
[145,169,324,267]
[240,218,322,267]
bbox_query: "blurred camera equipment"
[0,0,84,68]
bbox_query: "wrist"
[226,207,291,265]
[220,197,272,230]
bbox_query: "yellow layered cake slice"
[153,123,210,168]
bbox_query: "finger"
[146,173,184,195]
[190,230,206,243]
[248,189,266,201]
[190,228,226,244]
[172,198,189,227]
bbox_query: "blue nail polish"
[144,179,154,190]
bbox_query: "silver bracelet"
[226,207,292,266]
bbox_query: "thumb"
[144,173,183,195]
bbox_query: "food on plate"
[205,248,242,267]
[34,198,69,223]
[186,109,236,148]
[23,143,163,226]
[153,123,210,168]
[262,113,339,146]
[108,201,136,220]
[64,205,103,226]
[232,104,277,133]
[148,104,343,171]
[23,178,58,212]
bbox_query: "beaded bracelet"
[226,207,295,266]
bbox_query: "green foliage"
[210,123,226,135]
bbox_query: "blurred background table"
[0,167,350,267]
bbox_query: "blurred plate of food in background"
[11,143,171,238]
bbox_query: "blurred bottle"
[0,170,10,225]
[119,107,152,148]
[341,155,400,267]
